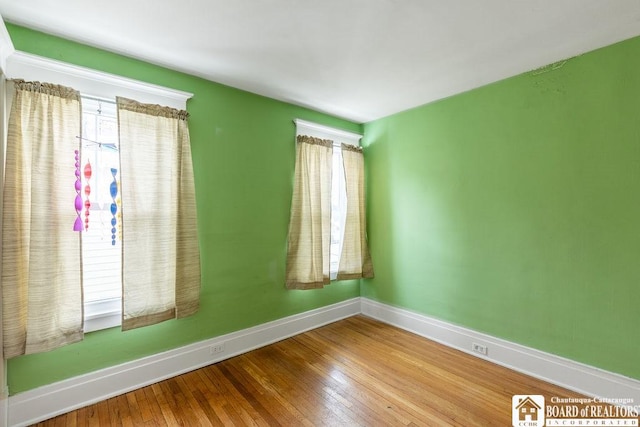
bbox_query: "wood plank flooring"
[33,315,587,426]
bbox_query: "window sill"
[84,298,121,333]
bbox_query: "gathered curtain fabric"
[337,144,374,280]
[116,97,200,331]
[285,136,333,289]
[1,80,84,358]
[285,135,373,290]
[0,82,201,359]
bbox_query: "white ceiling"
[1,1,639,123]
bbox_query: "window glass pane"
[330,145,347,279]
[81,97,122,325]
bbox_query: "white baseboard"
[361,298,640,403]
[0,392,7,427]
[7,298,361,427]
[8,297,639,426]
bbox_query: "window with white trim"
[4,51,193,332]
[294,119,362,280]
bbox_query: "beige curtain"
[117,97,200,331]
[2,80,84,358]
[285,136,333,289]
[337,144,374,280]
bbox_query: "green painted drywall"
[5,23,361,394]
[362,36,640,380]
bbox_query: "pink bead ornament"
[83,160,92,230]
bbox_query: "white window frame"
[5,51,191,110]
[2,50,193,332]
[294,119,362,280]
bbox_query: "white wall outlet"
[472,342,488,356]
[210,343,226,355]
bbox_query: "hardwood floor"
[33,315,586,426]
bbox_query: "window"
[81,97,122,332]
[294,119,362,280]
[286,119,373,289]
[3,51,193,333]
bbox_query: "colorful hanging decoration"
[73,150,83,231]
[83,160,92,230]
[110,168,119,245]
[116,192,122,242]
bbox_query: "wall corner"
[0,15,15,74]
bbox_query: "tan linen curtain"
[337,144,374,280]
[2,80,84,358]
[116,97,200,331]
[285,135,333,289]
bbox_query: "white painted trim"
[361,298,640,404]
[7,298,361,427]
[0,373,6,427]
[0,392,6,427]
[83,298,121,333]
[295,119,362,146]
[7,297,639,425]
[4,51,192,109]
[0,16,15,74]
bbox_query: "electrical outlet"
[210,342,226,355]
[472,342,488,356]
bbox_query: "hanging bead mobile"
[110,168,119,245]
[83,160,92,230]
[73,150,83,231]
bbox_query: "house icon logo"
[512,395,545,427]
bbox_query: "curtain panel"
[1,80,84,358]
[116,97,200,331]
[285,135,333,289]
[337,144,374,280]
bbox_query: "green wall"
[362,36,640,380]
[6,22,639,395]
[5,24,361,394]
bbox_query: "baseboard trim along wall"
[8,297,640,425]
[360,298,640,404]
[8,298,361,427]
[0,390,7,427]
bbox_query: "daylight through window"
[81,96,122,332]
[294,119,361,280]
